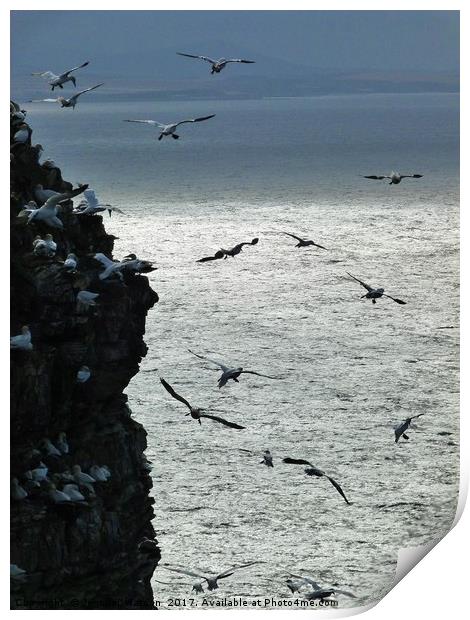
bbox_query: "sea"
[17,92,459,609]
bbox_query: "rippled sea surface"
[22,93,459,608]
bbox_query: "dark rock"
[10,103,160,609]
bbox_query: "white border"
[4,3,466,618]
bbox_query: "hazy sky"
[11,10,459,78]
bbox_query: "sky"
[11,10,459,77]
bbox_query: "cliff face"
[10,103,160,609]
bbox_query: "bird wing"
[61,61,89,77]
[30,98,59,103]
[312,241,328,250]
[123,119,165,128]
[383,294,407,305]
[160,378,192,411]
[71,83,104,101]
[162,566,208,580]
[346,272,373,292]
[289,574,322,590]
[225,59,256,64]
[363,175,388,180]
[177,52,216,64]
[325,476,351,504]
[217,561,262,579]
[282,457,314,467]
[174,115,216,127]
[188,349,229,372]
[241,370,281,380]
[32,71,59,80]
[334,588,357,598]
[196,251,224,262]
[199,414,245,429]
[401,174,423,179]
[283,232,304,242]
[83,189,99,208]
[93,253,116,268]
[410,413,425,420]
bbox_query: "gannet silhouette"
[160,378,245,429]
[163,561,262,590]
[283,458,351,504]
[282,232,327,249]
[394,414,424,443]
[188,349,281,388]
[347,272,406,305]
[363,171,423,185]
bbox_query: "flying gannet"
[30,83,104,109]
[363,171,423,185]
[160,378,245,429]
[74,189,125,217]
[32,61,89,90]
[282,232,327,249]
[394,414,424,443]
[288,574,356,600]
[188,349,281,388]
[177,52,255,74]
[347,272,406,305]
[163,561,262,591]
[282,458,351,504]
[123,114,215,140]
[27,185,88,229]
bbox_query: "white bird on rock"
[76,365,91,383]
[72,465,96,491]
[32,61,90,90]
[28,186,88,229]
[76,290,99,309]
[123,114,215,141]
[74,189,124,217]
[11,478,28,501]
[10,326,33,351]
[62,484,86,501]
[89,465,110,482]
[64,253,78,271]
[41,438,62,458]
[33,234,57,257]
[56,432,69,455]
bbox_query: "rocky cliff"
[10,102,160,609]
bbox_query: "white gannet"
[74,189,124,217]
[394,414,424,443]
[30,462,48,482]
[72,465,96,491]
[289,574,356,600]
[64,253,78,271]
[76,365,91,383]
[177,52,255,75]
[163,561,262,591]
[30,83,104,109]
[260,449,274,467]
[363,171,423,185]
[62,484,86,501]
[123,114,215,141]
[28,185,88,229]
[33,233,57,257]
[347,272,406,305]
[10,564,27,580]
[41,438,62,458]
[13,124,31,144]
[160,378,245,429]
[11,478,28,501]
[56,432,69,455]
[89,465,110,482]
[34,184,60,205]
[188,349,281,388]
[282,458,351,504]
[76,290,99,309]
[10,326,33,351]
[32,61,89,90]
[282,232,327,249]
[94,253,156,279]
[48,482,72,503]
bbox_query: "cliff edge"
[10,102,160,609]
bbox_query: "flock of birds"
[11,50,428,605]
